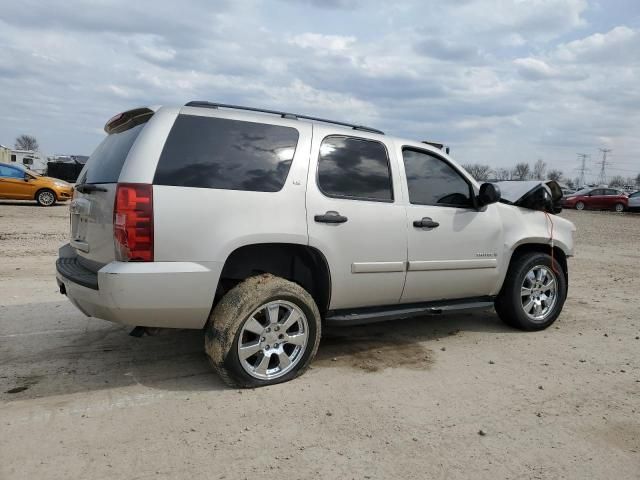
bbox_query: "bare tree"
[494,168,511,181]
[513,162,530,181]
[15,134,39,151]
[547,169,563,182]
[533,159,547,180]
[566,178,575,189]
[636,173,640,187]
[462,163,493,182]
[608,175,625,187]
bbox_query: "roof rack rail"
[185,101,384,135]
[421,140,450,154]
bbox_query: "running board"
[325,297,495,326]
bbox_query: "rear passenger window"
[402,148,472,207]
[317,136,393,202]
[154,115,299,192]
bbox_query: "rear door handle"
[314,211,348,224]
[413,217,440,228]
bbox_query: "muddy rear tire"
[205,274,321,388]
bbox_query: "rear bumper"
[56,244,222,329]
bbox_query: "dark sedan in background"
[562,188,628,212]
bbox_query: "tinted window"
[402,149,472,207]
[154,115,298,192]
[590,189,603,196]
[317,136,393,202]
[0,165,23,178]
[84,123,145,184]
[605,189,619,195]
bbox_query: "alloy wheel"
[38,191,55,206]
[237,300,309,380]
[520,265,558,323]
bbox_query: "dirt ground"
[1,200,639,479]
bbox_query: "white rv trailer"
[6,149,48,174]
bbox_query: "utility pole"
[597,148,612,186]
[576,153,589,187]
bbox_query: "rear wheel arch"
[216,243,332,315]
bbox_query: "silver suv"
[56,102,576,387]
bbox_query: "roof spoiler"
[104,107,154,134]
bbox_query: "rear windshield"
[83,123,145,184]
[153,115,299,192]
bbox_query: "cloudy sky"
[1,0,638,181]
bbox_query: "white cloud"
[288,33,356,53]
[555,25,639,63]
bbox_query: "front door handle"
[413,217,440,228]
[314,211,348,224]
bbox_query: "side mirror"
[478,182,501,207]
[24,174,30,182]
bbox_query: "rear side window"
[154,115,299,192]
[317,136,393,202]
[84,123,145,184]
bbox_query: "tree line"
[462,159,640,189]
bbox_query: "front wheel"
[575,201,585,210]
[495,252,567,331]
[614,203,625,213]
[205,274,321,388]
[36,189,56,206]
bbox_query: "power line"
[575,153,589,187]
[597,148,612,185]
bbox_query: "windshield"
[12,164,40,177]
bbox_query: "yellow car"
[0,163,73,206]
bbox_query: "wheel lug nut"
[266,327,271,333]
[274,326,280,331]
[265,345,270,350]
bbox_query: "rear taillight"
[113,183,153,262]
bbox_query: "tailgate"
[70,113,151,270]
[70,185,118,268]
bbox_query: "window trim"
[401,146,478,209]
[316,134,395,204]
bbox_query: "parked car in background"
[561,187,628,212]
[0,163,73,206]
[628,191,640,211]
